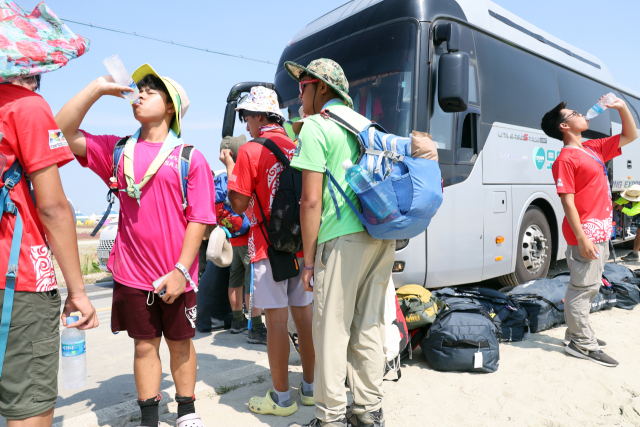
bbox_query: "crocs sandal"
[177,413,206,427]
[298,381,314,406]
[248,390,298,416]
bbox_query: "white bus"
[222,0,640,288]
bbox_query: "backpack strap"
[179,145,194,210]
[252,137,290,167]
[90,137,128,237]
[0,152,25,381]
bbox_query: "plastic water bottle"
[342,160,399,222]
[61,316,87,390]
[585,93,617,121]
[103,54,140,104]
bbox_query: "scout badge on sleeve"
[0,1,90,83]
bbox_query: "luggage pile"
[396,264,640,375]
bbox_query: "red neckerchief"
[259,124,286,136]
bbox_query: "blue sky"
[16,0,640,215]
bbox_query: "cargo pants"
[312,232,395,422]
[564,242,609,351]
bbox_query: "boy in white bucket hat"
[224,86,315,417]
[614,184,640,261]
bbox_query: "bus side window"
[456,108,481,164]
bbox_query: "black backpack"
[433,287,530,342]
[507,279,566,333]
[252,137,303,254]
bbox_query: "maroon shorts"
[111,281,197,341]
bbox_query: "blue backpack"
[91,137,196,236]
[214,172,250,238]
[322,108,443,240]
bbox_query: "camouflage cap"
[285,58,353,109]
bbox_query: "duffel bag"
[554,272,617,312]
[603,264,639,310]
[433,287,529,342]
[396,285,446,330]
[507,279,566,333]
[421,301,499,373]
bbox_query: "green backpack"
[396,285,446,330]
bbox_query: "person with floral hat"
[225,86,315,417]
[56,65,216,427]
[287,59,395,427]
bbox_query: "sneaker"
[346,407,385,427]
[288,418,348,427]
[563,338,607,348]
[622,252,640,261]
[177,413,206,427]
[565,341,619,367]
[248,323,267,345]
[289,332,300,355]
[230,317,248,334]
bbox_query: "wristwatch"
[175,262,198,292]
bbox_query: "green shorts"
[0,289,61,420]
[229,245,251,293]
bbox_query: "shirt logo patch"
[557,178,563,187]
[48,130,68,149]
[229,174,237,182]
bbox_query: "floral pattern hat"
[235,86,285,122]
[285,58,353,109]
[0,1,90,83]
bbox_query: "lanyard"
[562,145,611,199]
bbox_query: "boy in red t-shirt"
[542,97,638,368]
[225,87,314,417]
[56,67,216,427]
[0,76,98,424]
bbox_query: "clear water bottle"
[103,54,140,104]
[585,93,617,121]
[342,160,399,222]
[61,316,87,390]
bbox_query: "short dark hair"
[541,101,567,141]
[136,74,171,103]
[237,109,284,126]
[22,74,40,91]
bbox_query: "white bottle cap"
[341,159,353,170]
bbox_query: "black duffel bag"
[434,287,530,342]
[421,301,499,373]
[554,272,617,312]
[507,279,566,333]
[603,264,639,310]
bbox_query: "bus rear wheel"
[498,206,552,288]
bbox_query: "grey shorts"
[253,258,313,309]
[0,289,61,420]
[229,245,251,294]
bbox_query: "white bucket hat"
[235,86,285,123]
[621,185,640,202]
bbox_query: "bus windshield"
[275,21,417,137]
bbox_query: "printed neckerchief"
[259,124,286,136]
[122,128,184,205]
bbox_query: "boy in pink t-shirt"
[56,66,215,427]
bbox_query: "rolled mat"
[0,1,89,83]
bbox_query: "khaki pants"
[564,242,609,351]
[313,232,395,422]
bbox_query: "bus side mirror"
[222,101,238,138]
[438,52,469,113]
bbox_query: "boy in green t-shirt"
[287,59,394,427]
[614,184,640,261]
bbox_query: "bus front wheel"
[499,206,552,288]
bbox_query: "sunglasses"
[560,110,580,124]
[299,79,319,95]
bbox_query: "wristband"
[175,262,198,292]
[304,265,315,271]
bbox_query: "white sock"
[274,389,291,406]
[302,379,314,394]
